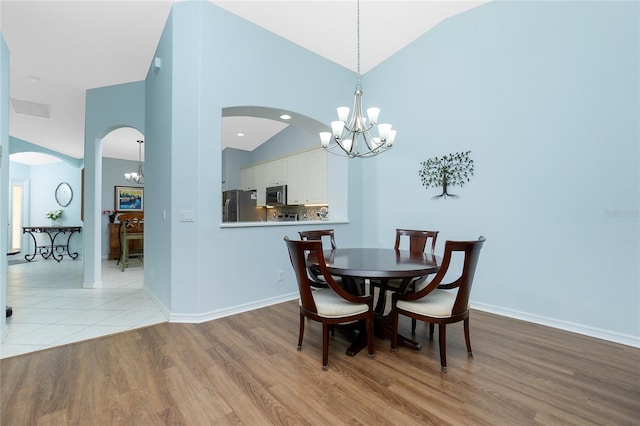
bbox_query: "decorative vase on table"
[46,209,63,224]
[109,213,116,223]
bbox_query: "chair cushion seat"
[300,288,369,318]
[396,289,458,318]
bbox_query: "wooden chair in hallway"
[118,212,144,272]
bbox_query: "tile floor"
[1,257,167,359]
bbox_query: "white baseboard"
[471,302,640,348]
[145,294,640,349]
[143,287,171,320]
[168,292,299,323]
[82,280,102,289]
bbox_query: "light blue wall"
[143,3,173,310]
[0,34,9,338]
[8,158,82,255]
[20,161,83,255]
[84,81,145,287]
[9,136,82,167]
[221,147,251,191]
[143,2,359,316]
[252,125,318,163]
[9,161,29,181]
[8,137,85,258]
[362,1,639,339]
[28,162,82,227]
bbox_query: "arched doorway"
[101,127,145,283]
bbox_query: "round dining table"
[311,248,441,356]
[322,247,439,281]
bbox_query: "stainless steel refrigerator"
[222,190,266,222]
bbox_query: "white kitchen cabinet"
[286,154,306,205]
[265,159,288,186]
[244,150,327,206]
[250,160,287,206]
[286,149,328,205]
[305,149,328,204]
[241,166,256,190]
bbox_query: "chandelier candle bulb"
[387,130,397,146]
[331,121,345,138]
[337,107,350,122]
[320,132,331,148]
[366,107,380,124]
[378,123,392,140]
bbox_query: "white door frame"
[9,179,29,252]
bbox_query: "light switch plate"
[179,210,195,222]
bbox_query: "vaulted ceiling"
[1,1,486,163]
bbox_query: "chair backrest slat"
[299,229,337,250]
[117,212,144,232]
[285,237,323,314]
[394,229,438,254]
[450,237,485,315]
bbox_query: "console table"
[22,226,82,262]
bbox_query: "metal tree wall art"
[419,151,475,199]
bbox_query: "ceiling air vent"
[10,98,51,119]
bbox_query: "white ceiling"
[1,0,487,163]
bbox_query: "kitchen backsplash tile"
[267,205,329,222]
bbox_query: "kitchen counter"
[220,219,348,228]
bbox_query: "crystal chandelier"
[124,140,144,184]
[320,0,396,158]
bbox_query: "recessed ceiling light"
[26,75,41,83]
[237,132,245,137]
[280,114,291,120]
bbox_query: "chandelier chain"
[356,0,361,84]
[124,139,144,184]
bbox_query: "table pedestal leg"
[344,320,368,357]
[376,315,422,351]
[343,316,422,357]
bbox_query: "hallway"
[1,258,166,359]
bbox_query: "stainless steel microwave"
[266,185,287,206]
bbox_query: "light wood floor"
[1,301,639,425]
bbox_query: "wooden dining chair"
[284,236,375,371]
[299,229,337,288]
[392,229,439,291]
[371,229,439,321]
[394,229,439,330]
[390,236,486,372]
[117,212,144,271]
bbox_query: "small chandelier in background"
[320,0,396,158]
[124,140,144,184]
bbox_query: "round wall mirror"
[55,182,73,207]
